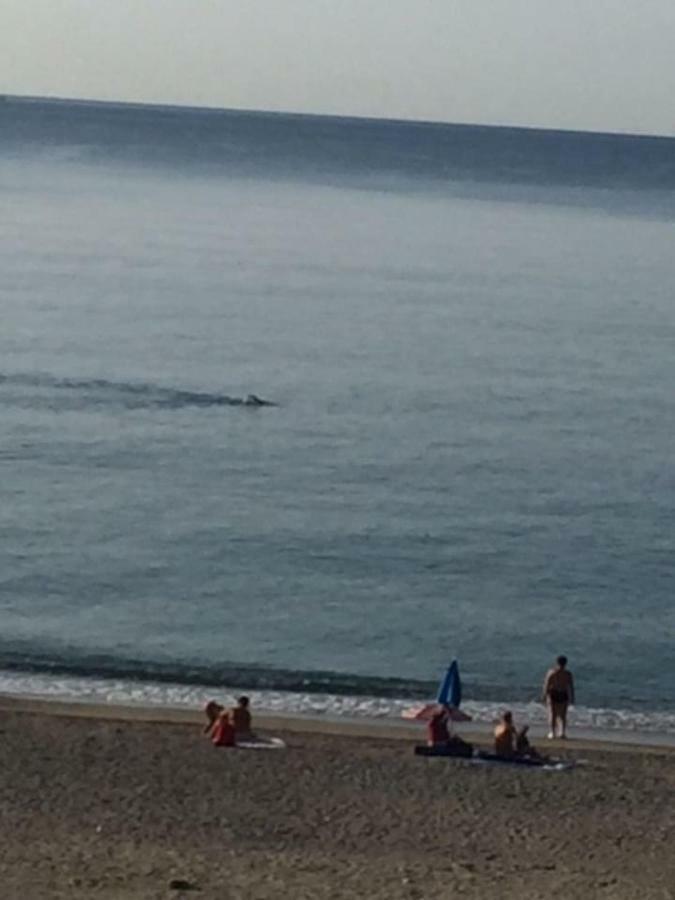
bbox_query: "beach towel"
[236,736,286,750]
[413,746,575,771]
[471,752,574,771]
[414,741,473,759]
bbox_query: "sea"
[1,96,674,739]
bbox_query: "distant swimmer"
[542,655,575,740]
[243,394,276,407]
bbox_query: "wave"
[1,645,674,737]
[0,649,435,700]
[0,373,276,411]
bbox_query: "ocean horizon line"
[4,91,675,144]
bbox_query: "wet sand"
[0,699,673,899]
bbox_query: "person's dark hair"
[238,695,250,707]
[204,700,223,724]
[556,655,568,668]
[502,710,513,723]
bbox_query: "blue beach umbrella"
[436,659,462,708]
[402,658,471,722]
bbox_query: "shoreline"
[3,662,673,742]
[2,692,674,754]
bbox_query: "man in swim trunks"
[542,655,575,739]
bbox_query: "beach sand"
[0,699,673,900]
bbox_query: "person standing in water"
[542,655,575,739]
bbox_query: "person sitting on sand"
[421,706,473,757]
[231,695,254,740]
[494,713,545,762]
[542,655,575,740]
[494,711,518,758]
[427,706,452,747]
[210,709,236,747]
[203,700,224,734]
[515,724,532,756]
[514,725,545,762]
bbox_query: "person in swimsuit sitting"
[493,712,546,762]
[542,655,575,739]
[210,709,236,747]
[427,706,452,746]
[422,706,473,757]
[494,710,518,758]
[203,700,224,733]
[514,724,546,762]
[204,697,255,742]
[203,702,237,747]
[231,695,254,740]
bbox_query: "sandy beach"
[0,698,673,900]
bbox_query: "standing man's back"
[542,655,575,739]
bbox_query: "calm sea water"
[1,97,674,732]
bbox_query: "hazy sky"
[3,0,675,135]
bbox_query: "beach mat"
[414,747,574,771]
[236,736,286,750]
[414,743,473,759]
[471,752,574,771]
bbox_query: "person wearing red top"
[414,705,473,758]
[427,707,451,746]
[203,700,224,733]
[210,710,236,747]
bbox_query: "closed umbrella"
[402,660,472,722]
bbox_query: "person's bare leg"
[559,703,568,739]
[546,698,555,741]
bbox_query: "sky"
[2,0,675,136]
